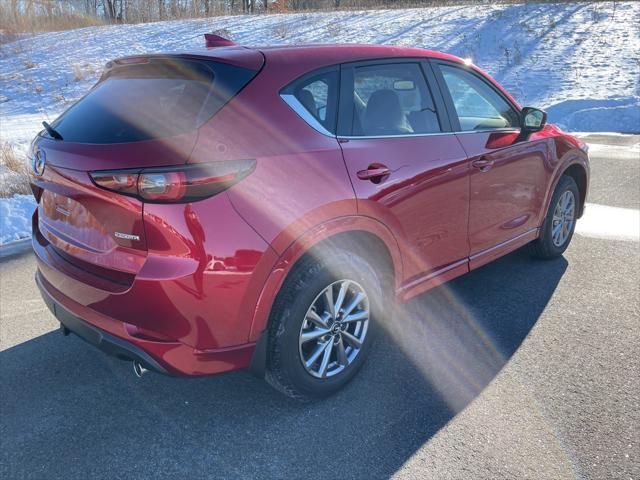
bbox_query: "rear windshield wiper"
[42,121,63,140]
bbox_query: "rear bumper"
[36,271,170,375]
[30,191,279,376]
[35,267,258,376]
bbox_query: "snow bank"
[0,195,36,244]
[0,1,639,244]
[546,97,640,133]
[1,2,638,152]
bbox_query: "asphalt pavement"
[1,134,638,479]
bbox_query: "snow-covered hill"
[0,1,639,243]
[2,2,639,145]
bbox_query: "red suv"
[30,37,589,400]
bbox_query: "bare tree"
[2,0,539,34]
[102,0,117,21]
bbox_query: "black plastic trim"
[249,329,269,378]
[36,271,171,375]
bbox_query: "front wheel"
[529,175,580,259]
[265,250,383,401]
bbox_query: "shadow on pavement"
[0,249,567,479]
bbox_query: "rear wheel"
[265,250,383,401]
[529,175,579,259]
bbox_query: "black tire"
[529,175,580,259]
[265,249,384,401]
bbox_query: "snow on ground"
[0,2,639,244]
[2,2,639,154]
[0,195,34,244]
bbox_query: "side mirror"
[521,107,547,134]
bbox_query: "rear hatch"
[31,53,262,286]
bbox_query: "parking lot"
[1,134,638,479]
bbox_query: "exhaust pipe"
[133,361,149,378]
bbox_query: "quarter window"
[283,70,338,134]
[439,65,520,131]
[350,63,441,136]
[299,79,330,122]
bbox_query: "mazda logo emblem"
[33,149,46,176]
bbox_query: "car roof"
[116,43,465,72]
[257,43,461,62]
[114,43,516,107]
[181,43,465,69]
[201,44,520,107]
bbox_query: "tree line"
[3,0,392,27]
[1,0,583,35]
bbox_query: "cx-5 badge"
[114,232,140,241]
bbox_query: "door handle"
[472,158,495,172]
[357,166,390,182]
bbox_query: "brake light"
[90,160,255,203]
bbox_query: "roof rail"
[204,34,236,48]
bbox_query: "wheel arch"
[248,216,403,343]
[562,162,588,218]
[541,153,589,226]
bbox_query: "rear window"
[49,58,257,144]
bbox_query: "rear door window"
[49,58,257,144]
[349,63,441,136]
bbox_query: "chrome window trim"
[456,128,521,135]
[280,93,335,138]
[339,132,454,140]
[337,128,521,140]
[281,87,521,141]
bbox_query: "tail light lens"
[90,160,255,203]
[91,172,139,195]
[138,172,187,201]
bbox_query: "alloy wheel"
[552,190,576,247]
[298,280,370,379]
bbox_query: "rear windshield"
[49,58,257,144]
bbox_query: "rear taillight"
[91,172,139,195]
[90,160,255,203]
[138,172,187,201]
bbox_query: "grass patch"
[0,143,32,198]
[72,64,87,81]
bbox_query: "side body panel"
[428,58,557,270]
[335,58,471,299]
[340,136,470,284]
[457,131,551,256]
[193,49,358,255]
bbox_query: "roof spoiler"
[204,34,236,48]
